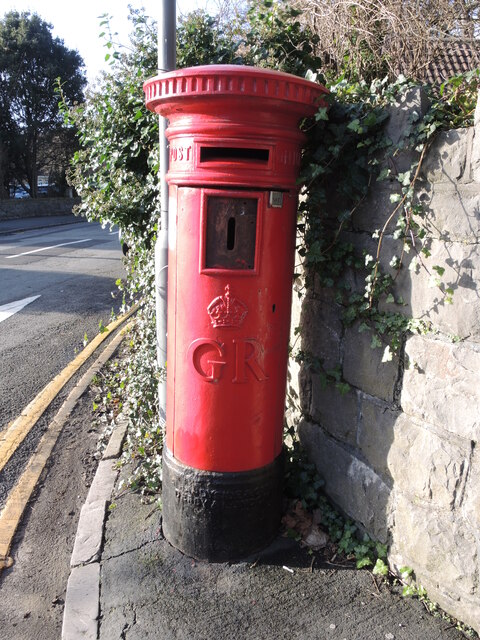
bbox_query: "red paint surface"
[144,65,327,472]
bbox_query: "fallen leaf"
[303,525,328,551]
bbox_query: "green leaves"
[98,319,109,334]
[315,107,329,122]
[432,265,445,277]
[243,0,323,75]
[373,558,389,576]
[347,118,363,134]
[1,10,86,195]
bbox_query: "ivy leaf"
[432,265,445,277]
[336,382,351,396]
[402,584,418,597]
[356,556,372,569]
[376,167,390,181]
[362,111,378,127]
[372,558,389,576]
[400,566,414,579]
[397,170,411,186]
[347,118,363,133]
[371,334,382,349]
[99,319,109,334]
[315,107,329,121]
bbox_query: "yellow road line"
[0,321,133,570]
[0,305,138,475]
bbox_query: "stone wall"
[0,197,79,220]
[292,89,480,632]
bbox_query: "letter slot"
[205,196,257,270]
[200,146,269,164]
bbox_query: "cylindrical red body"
[144,66,327,560]
[144,66,327,474]
[168,185,296,472]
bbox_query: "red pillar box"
[144,65,327,561]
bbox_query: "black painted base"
[162,447,284,562]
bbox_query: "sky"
[1,1,215,84]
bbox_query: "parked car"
[12,186,30,199]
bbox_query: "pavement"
[0,213,84,235]
[6,214,472,640]
[61,417,474,640]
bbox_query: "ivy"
[284,431,387,570]
[293,68,480,385]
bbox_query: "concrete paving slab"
[62,563,99,640]
[85,459,118,504]
[103,419,128,460]
[70,500,107,567]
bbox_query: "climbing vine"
[295,69,480,385]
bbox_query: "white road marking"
[5,238,92,259]
[0,295,41,324]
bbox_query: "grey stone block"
[389,494,480,632]
[86,459,118,504]
[385,86,430,147]
[460,443,479,531]
[297,366,312,416]
[421,128,471,183]
[380,235,480,340]
[103,418,128,460]
[401,334,480,442]
[357,395,398,484]
[70,500,107,567]
[300,296,343,371]
[386,413,471,509]
[352,184,405,235]
[416,182,480,243]
[343,323,400,403]
[471,122,480,181]
[62,563,99,639]
[390,494,478,600]
[309,375,358,446]
[298,420,391,542]
[376,87,430,176]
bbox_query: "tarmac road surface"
[0,215,125,432]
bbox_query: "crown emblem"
[207,285,248,328]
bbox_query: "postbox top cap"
[143,64,328,116]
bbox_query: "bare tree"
[292,0,480,81]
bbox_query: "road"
[0,217,125,431]
[0,216,128,637]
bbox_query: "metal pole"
[156,0,176,425]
